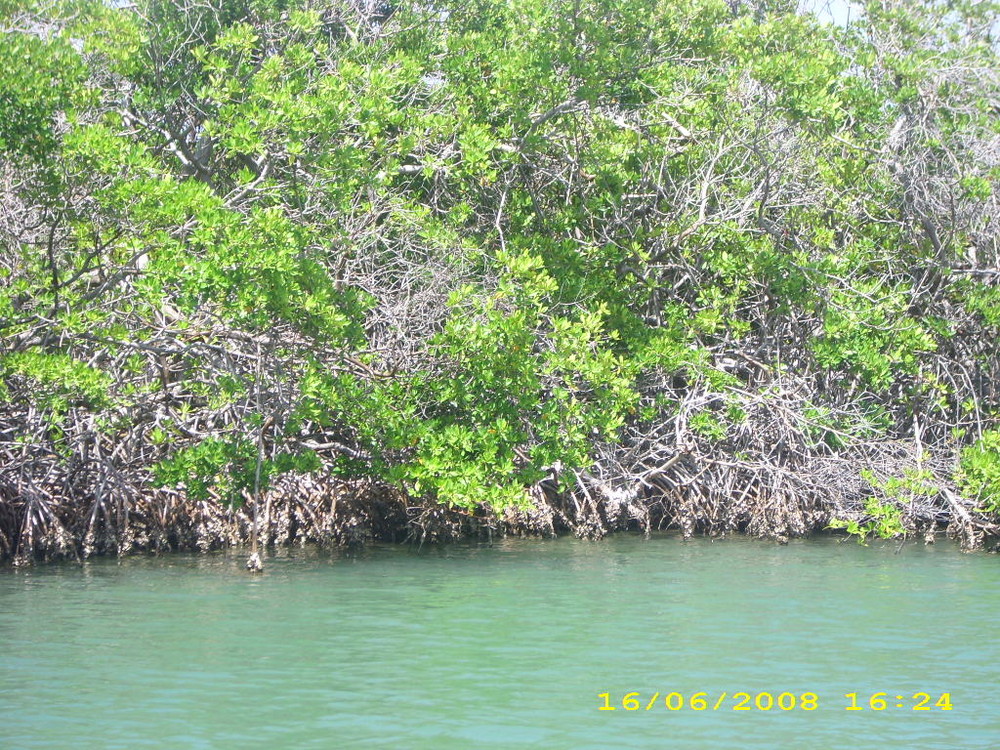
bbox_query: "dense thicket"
[1,0,998,563]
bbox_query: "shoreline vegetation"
[2,0,998,565]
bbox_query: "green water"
[1,535,997,749]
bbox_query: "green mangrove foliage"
[958,431,1000,514]
[1,0,998,562]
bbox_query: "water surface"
[1,535,997,749]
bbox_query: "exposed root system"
[1,341,996,564]
[3,416,997,566]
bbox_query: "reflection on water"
[1,535,998,749]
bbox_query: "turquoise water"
[1,535,997,749]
